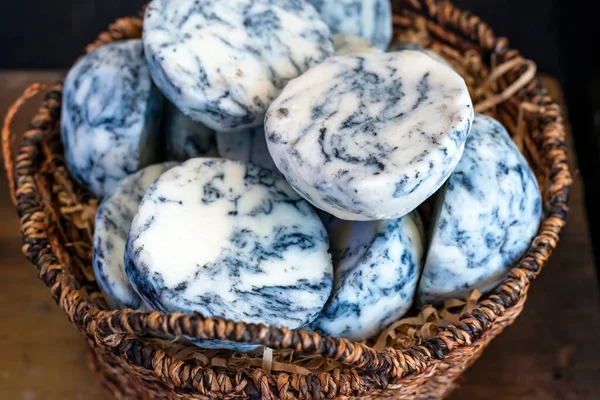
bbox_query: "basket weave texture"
[2,0,572,399]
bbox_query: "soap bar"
[418,113,542,305]
[389,42,452,68]
[61,39,163,198]
[165,102,218,161]
[216,127,278,172]
[333,34,382,56]
[311,212,425,341]
[125,158,333,349]
[93,162,179,310]
[306,0,393,50]
[143,0,334,132]
[265,51,473,221]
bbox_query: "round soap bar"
[93,162,179,310]
[333,34,382,56]
[61,39,163,198]
[216,127,278,172]
[311,211,425,340]
[388,42,452,68]
[265,51,474,221]
[306,0,393,50]
[125,158,333,349]
[143,0,334,132]
[418,113,542,305]
[165,102,218,162]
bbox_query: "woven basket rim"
[3,0,572,396]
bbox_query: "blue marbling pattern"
[388,42,452,68]
[143,0,334,132]
[418,113,542,305]
[311,211,425,340]
[61,39,164,198]
[306,0,393,50]
[165,102,219,162]
[265,51,473,221]
[125,158,333,350]
[93,162,179,310]
[216,127,278,172]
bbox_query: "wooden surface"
[0,72,599,400]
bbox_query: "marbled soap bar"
[216,127,278,172]
[334,34,382,56]
[61,39,163,198]
[265,51,473,221]
[306,0,393,50]
[143,0,334,132]
[418,113,542,305]
[125,158,333,350]
[165,102,218,162]
[311,212,425,340]
[93,162,178,310]
[389,42,452,68]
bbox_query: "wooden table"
[0,72,599,400]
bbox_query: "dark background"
[1,0,599,274]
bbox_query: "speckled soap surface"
[143,0,334,132]
[216,127,278,172]
[306,0,393,50]
[265,51,473,221]
[61,39,163,198]
[165,102,218,161]
[418,113,542,305]
[125,158,333,341]
[311,212,425,341]
[93,162,178,310]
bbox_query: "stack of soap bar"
[93,162,178,310]
[418,113,542,305]
[164,102,218,161]
[265,51,474,221]
[61,39,163,198]
[307,0,393,50]
[389,41,452,68]
[125,158,333,350]
[143,0,334,132]
[333,34,382,56]
[311,212,425,340]
[216,127,278,172]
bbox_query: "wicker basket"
[2,0,572,399]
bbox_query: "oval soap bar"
[143,0,334,132]
[306,0,393,50]
[125,158,333,349]
[93,162,179,310]
[418,113,542,305]
[61,39,163,198]
[265,51,473,221]
[311,212,425,340]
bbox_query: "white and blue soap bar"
[311,211,425,341]
[143,0,334,132]
[265,51,473,221]
[418,113,542,305]
[93,162,178,310]
[125,158,333,350]
[61,39,163,198]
